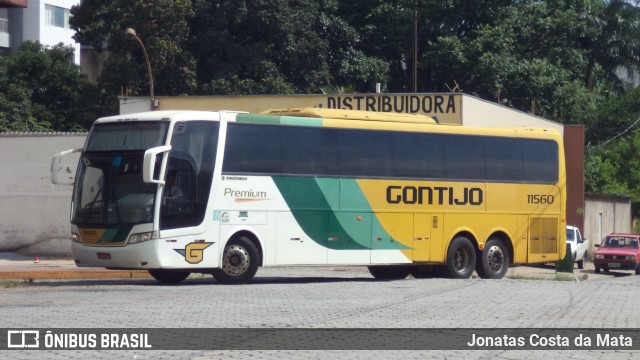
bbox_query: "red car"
[593,234,640,275]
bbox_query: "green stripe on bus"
[335,179,410,250]
[102,227,131,243]
[272,177,409,250]
[236,114,323,127]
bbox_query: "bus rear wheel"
[148,269,190,284]
[445,236,476,279]
[368,265,410,280]
[476,238,509,279]
[212,236,259,284]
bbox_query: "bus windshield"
[72,153,158,226]
[72,122,168,226]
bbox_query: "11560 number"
[527,194,555,204]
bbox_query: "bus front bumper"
[71,241,163,269]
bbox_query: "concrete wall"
[583,193,632,255]
[0,133,85,257]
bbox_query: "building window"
[0,9,8,33]
[627,67,635,81]
[45,4,71,29]
[0,18,8,34]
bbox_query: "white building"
[616,66,640,88]
[0,0,80,64]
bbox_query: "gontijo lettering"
[386,185,483,205]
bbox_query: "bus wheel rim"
[453,248,469,272]
[486,245,504,272]
[222,245,250,276]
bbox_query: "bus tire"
[148,269,190,284]
[212,236,259,284]
[445,236,476,279]
[368,265,410,280]
[476,238,509,279]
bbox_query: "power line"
[591,115,640,148]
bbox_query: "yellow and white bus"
[52,108,566,284]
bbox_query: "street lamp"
[125,28,156,110]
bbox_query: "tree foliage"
[66,0,640,117]
[8,0,640,214]
[70,0,197,98]
[0,41,100,132]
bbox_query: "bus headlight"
[128,231,158,244]
[71,232,81,243]
[595,254,604,259]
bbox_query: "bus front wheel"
[148,269,190,284]
[445,236,476,279]
[476,238,509,279]
[212,236,259,284]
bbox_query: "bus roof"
[93,110,243,124]
[262,108,437,124]
[94,109,560,141]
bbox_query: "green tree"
[417,0,640,124]
[190,0,388,94]
[581,0,640,91]
[70,0,197,100]
[0,41,99,132]
[583,85,640,219]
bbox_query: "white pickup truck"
[566,225,589,269]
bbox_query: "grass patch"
[507,273,584,282]
[506,274,545,281]
[554,273,576,281]
[0,279,32,288]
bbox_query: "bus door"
[159,121,218,233]
[412,213,442,262]
[514,215,529,263]
[528,216,560,263]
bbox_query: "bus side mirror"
[51,148,82,185]
[143,145,172,184]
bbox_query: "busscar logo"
[7,330,39,348]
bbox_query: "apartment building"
[0,0,79,64]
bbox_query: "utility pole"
[412,10,418,93]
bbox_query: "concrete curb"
[0,269,151,280]
[0,257,151,280]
